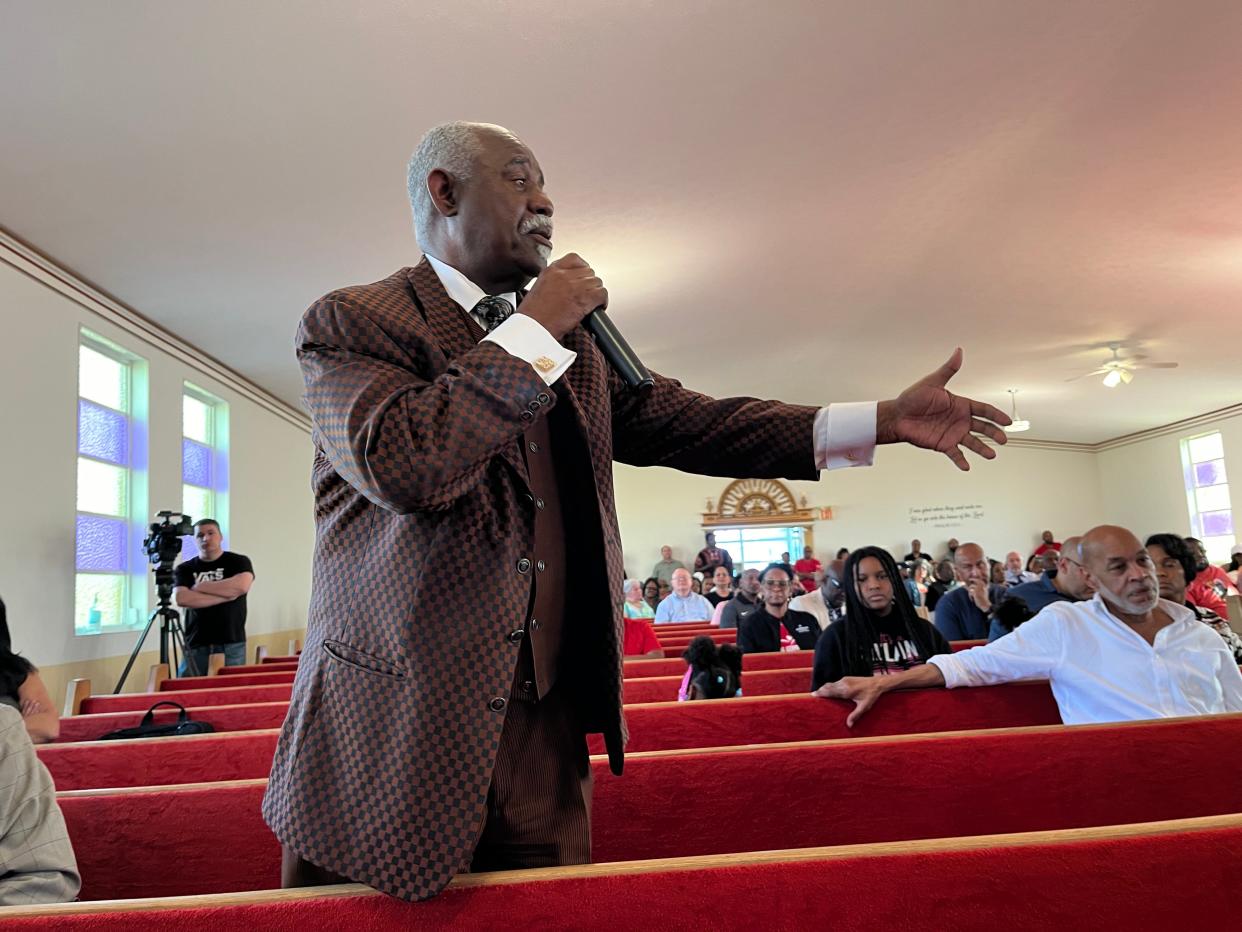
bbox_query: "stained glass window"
[76,333,145,636]
[181,385,228,560]
[1181,431,1235,564]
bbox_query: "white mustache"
[519,216,553,239]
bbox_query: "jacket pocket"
[322,639,407,679]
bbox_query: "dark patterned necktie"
[474,295,514,331]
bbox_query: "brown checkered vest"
[262,259,819,900]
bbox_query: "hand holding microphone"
[521,254,654,392]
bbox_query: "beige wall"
[615,441,1107,580]
[1097,411,1242,558]
[0,253,313,702]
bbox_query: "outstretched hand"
[876,348,1011,471]
[812,677,884,728]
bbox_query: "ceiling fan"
[1065,342,1179,387]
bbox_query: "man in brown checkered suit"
[261,121,1011,901]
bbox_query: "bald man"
[817,525,1242,726]
[933,543,1008,640]
[990,535,1094,640]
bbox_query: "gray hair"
[623,578,643,598]
[406,121,509,243]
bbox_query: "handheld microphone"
[584,307,655,393]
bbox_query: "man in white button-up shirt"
[816,525,1242,727]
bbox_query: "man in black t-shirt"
[737,564,821,653]
[172,519,255,675]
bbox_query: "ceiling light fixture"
[1102,369,1124,388]
[1002,389,1030,433]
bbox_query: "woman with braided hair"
[811,547,952,691]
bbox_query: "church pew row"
[215,662,298,676]
[54,678,1061,749]
[71,640,992,721]
[42,682,1062,789]
[624,667,809,703]
[194,638,990,687]
[49,714,1242,901]
[5,814,1239,930]
[5,814,1240,930]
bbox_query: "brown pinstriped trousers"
[281,684,592,888]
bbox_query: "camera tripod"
[114,598,199,693]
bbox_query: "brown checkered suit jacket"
[262,258,819,900]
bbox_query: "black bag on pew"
[97,700,216,740]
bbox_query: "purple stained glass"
[78,400,128,464]
[1202,511,1235,537]
[1195,459,1226,488]
[76,514,127,571]
[182,439,212,487]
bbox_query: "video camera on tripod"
[114,511,197,692]
[144,511,194,595]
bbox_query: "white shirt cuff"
[483,313,577,386]
[928,654,964,688]
[813,401,877,470]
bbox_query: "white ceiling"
[4,1,1241,443]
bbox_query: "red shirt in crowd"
[794,556,821,589]
[1188,565,1236,620]
[1033,541,1062,556]
[623,616,663,656]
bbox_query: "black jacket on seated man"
[738,606,821,653]
[718,591,761,630]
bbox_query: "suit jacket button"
[536,559,546,572]
[528,440,539,453]
[520,411,534,422]
[530,618,541,631]
[521,680,535,692]
[517,558,531,574]
[536,392,551,405]
[489,697,507,712]
[508,629,525,643]
[530,400,541,411]
[535,497,545,510]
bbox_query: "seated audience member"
[705,566,734,608]
[941,538,960,562]
[0,599,57,743]
[903,539,932,563]
[690,574,704,595]
[811,547,952,690]
[623,578,656,620]
[935,544,1008,640]
[642,577,661,612]
[718,569,763,630]
[794,546,822,593]
[925,559,958,613]
[791,560,845,630]
[1185,537,1238,620]
[990,536,1093,640]
[655,568,715,623]
[693,531,734,578]
[678,637,743,701]
[1033,530,1062,556]
[1004,551,1038,587]
[738,564,821,653]
[0,705,80,905]
[835,547,850,560]
[1225,544,1242,585]
[1147,534,1242,663]
[658,579,671,601]
[989,561,1006,586]
[817,525,1242,726]
[903,559,931,608]
[622,615,663,659]
[651,545,685,588]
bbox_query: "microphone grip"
[583,308,655,393]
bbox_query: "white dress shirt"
[789,588,832,631]
[424,255,877,469]
[929,595,1242,725]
